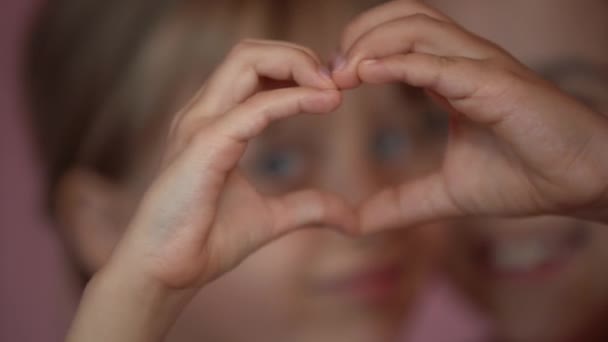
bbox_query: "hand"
[66,40,358,342]
[331,0,608,231]
[115,39,358,289]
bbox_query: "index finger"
[190,40,334,118]
[171,40,335,139]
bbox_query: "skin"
[331,0,608,229]
[60,42,444,342]
[423,0,608,341]
[56,2,444,342]
[65,1,608,341]
[167,83,444,342]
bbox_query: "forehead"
[258,84,431,139]
[429,0,608,66]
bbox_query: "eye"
[371,128,409,163]
[251,149,306,186]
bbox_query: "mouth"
[474,226,590,282]
[312,261,405,304]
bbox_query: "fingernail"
[331,55,347,72]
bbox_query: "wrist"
[67,260,196,342]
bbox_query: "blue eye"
[372,129,409,162]
[255,150,301,180]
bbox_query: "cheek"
[175,231,320,337]
[397,227,446,293]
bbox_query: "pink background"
[0,1,489,341]
[0,0,77,340]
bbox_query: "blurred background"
[0,0,78,341]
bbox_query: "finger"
[205,189,359,281]
[267,189,360,236]
[359,172,461,233]
[340,0,454,53]
[333,14,501,89]
[177,87,341,172]
[171,40,335,139]
[213,88,340,143]
[356,53,516,124]
[199,39,334,114]
[262,40,324,65]
[155,87,342,238]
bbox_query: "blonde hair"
[25,0,383,211]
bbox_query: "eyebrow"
[535,58,608,86]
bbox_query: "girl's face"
[427,0,608,341]
[69,83,445,342]
[164,85,445,342]
[57,2,444,341]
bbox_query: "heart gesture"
[67,2,608,341]
[67,40,357,342]
[331,0,608,232]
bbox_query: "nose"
[320,145,384,207]
[318,100,389,207]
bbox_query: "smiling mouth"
[474,226,590,281]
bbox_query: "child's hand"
[67,40,357,342]
[331,0,608,231]
[118,40,358,289]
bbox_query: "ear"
[55,168,131,275]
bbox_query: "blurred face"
[164,84,445,342]
[58,2,447,341]
[71,82,446,341]
[427,0,608,341]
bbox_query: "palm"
[360,83,607,232]
[440,79,607,219]
[205,171,277,275]
[131,138,350,289]
[440,119,549,217]
[112,40,358,290]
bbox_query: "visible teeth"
[492,240,555,272]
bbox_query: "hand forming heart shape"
[110,0,608,294]
[331,0,608,232]
[65,2,608,342]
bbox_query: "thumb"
[266,189,360,237]
[359,173,460,233]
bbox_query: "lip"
[473,226,590,282]
[312,261,405,303]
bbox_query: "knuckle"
[408,12,434,26]
[299,46,318,59]
[429,55,459,75]
[473,60,524,100]
[291,48,315,64]
[245,93,278,121]
[304,191,326,220]
[400,12,457,38]
[228,39,257,56]
[436,55,456,67]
